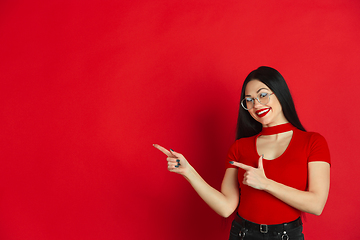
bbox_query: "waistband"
[234,214,302,234]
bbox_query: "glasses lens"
[257,92,270,105]
[241,97,254,110]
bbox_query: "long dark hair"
[236,66,306,139]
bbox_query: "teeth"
[257,109,269,115]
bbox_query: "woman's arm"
[265,161,330,215]
[231,156,330,215]
[153,144,239,218]
[185,167,239,217]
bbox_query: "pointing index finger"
[229,161,252,171]
[153,144,174,157]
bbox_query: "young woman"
[153,66,330,240]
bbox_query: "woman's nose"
[253,98,262,108]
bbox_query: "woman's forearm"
[183,166,239,218]
[264,162,330,215]
[265,180,327,215]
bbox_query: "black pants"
[229,216,304,240]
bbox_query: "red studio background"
[0,0,359,239]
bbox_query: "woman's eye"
[259,93,268,98]
[245,98,253,102]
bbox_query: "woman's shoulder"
[234,134,258,143]
[296,130,331,163]
[295,128,326,140]
[230,135,258,150]
[294,129,329,149]
[227,135,257,160]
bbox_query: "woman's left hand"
[230,155,269,190]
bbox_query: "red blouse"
[226,127,331,225]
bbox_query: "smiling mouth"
[256,108,271,117]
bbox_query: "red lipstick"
[255,108,271,117]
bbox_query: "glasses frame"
[241,93,274,111]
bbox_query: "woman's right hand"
[153,144,240,217]
[153,144,190,176]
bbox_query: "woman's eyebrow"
[245,88,270,96]
[256,88,269,93]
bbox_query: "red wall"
[1,0,359,239]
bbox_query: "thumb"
[258,154,264,169]
[170,149,180,158]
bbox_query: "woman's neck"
[262,121,289,128]
[260,122,295,135]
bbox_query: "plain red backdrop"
[0,0,359,239]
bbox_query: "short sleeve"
[225,141,240,169]
[307,133,331,165]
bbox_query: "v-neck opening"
[255,130,295,160]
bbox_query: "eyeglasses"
[241,92,274,110]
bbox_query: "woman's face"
[244,80,288,127]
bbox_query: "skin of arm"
[153,144,239,218]
[265,161,330,215]
[231,157,330,216]
[184,167,239,218]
